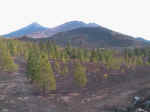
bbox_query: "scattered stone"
[4,100,9,103]
[81,99,85,104]
[23,96,29,100]
[15,72,20,75]
[48,94,56,99]
[9,100,15,104]
[55,74,59,77]
[133,96,141,105]
[68,93,80,96]
[17,97,24,101]
[56,97,60,102]
[91,94,96,97]
[134,96,141,101]
[136,108,145,112]
[48,94,56,97]
[81,98,91,104]
[50,104,56,108]
[38,96,42,98]
[0,95,5,100]
[60,96,71,103]
[2,109,8,112]
[93,95,105,100]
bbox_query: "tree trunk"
[42,84,46,96]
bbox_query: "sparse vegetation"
[1,37,150,111]
[73,62,87,87]
[36,52,56,95]
[0,40,18,72]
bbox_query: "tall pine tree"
[36,53,56,95]
[74,62,87,87]
[0,42,18,72]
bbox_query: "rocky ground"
[0,58,60,112]
[1,58,150,112]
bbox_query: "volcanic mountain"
[3,21,99,38]
[40,27,150,48]
[3,21,150,48]
[28,21,100,38]
[3,22,48,38]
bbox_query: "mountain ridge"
[3,20,150,48]
[28,21,100,38]
[3,21,100,38]
[4,22,48,38]
[29,27,150,48]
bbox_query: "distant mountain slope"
[3,21,100,38]
[29,21,100,38]
[4,21,150,48]
[3,23,48,38]
[136,37,149,42]
[42,27,149,48]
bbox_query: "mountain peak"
[52,20,100,31]
[3,20,100,38]
[3,22,48,38]
[64,21,86,24]
[88,23,100,27]
[58,21,86,28]
[28,22,44,28]
[62,21,100,27]
[31,22,39,24]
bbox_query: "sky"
[0,0,150,39]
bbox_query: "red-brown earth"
[0,57,150,112]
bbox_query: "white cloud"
[0,0,150,39]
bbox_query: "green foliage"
[1,38,150,93]
[74,62,87,87]
[107,57,124,71]
[37,53,56,91]
[61,65,69,76]
[54,61,61,74]
[0,42,18,72]
[104,73,108,79]
[136,56,144,65]
[90,50,99,63]
[26,51,56,95]
[26,50,40,82]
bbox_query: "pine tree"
[83,49,91,62]
[26,50,40,83]
[73,62,87,87]
[61,52,67,63]
[147,55,150,65]
[136,56,144,65]
[61,65,69,76]
[0,43,18,72]
[24,50,29,61]
[54,61,61,74]
[66,42,72,56]
[90,49,99,63]
[78,49,85,62]
[8,42,18,56]
[134,48,141,56]
[36,53,56,95]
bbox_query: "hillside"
[136,37,149,42]
[36,21,100,38]
[3,23,48,38]
[3,21,99,38]
[42,27,149,48]
[1,39,150,112]
[4,21,150,48]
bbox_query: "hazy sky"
[0,0,150,39]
